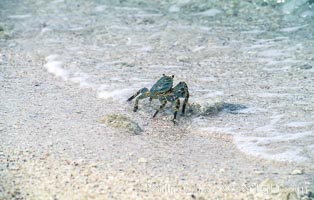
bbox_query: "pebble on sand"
[100,114,142,135]
[290,169,303,175]
[186,102,224,116]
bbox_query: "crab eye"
[172,75,174,78]
[163,74,165,76]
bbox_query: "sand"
[1,0,314,199]
[0,50,313,199]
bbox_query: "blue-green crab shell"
[172,82,188,98]
[150,75,173,96]
[165,82,188,102]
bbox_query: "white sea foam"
[258,49,285,57]
[241,30,266,34]
[45,54,60,62]
[233,107,267,114]
[44,60,69,81]
[234,131,314,162]
[257,57,300,67]
[254,125,277,136]
[280,24,308,32]
[192,46,206,53]
[245,44,271,50]
[94,5,107,12]
[169,5,180,13]
[254,92,290,98]
[139,46,153,52]
[8,14,32,19]
[44,55,97,88]
[254,114,283,131]
[199,26,212,31]
[192,109,314,163]
[70,76,96,89]
[202,91,224,98]
[39,27,52,35]
[285,121,314,128]
[235,137,308,162]
[97,89,133,101]
[301,10,314,18]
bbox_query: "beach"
[1,0,314,199]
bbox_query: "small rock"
[176,55,189,62]
[100,114,142,135]
[138,157,147,163]
[186,102,224,116]
[254,170,264,175]
[290,169,303,175]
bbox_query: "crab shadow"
[185,102,248,117]
[128,101,248,120]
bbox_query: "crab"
[127,74,189,122]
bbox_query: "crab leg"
[173,99,180,121]
[127,91,140,102]
[182,92,189,114]
[127,87,148,102]
[127,88,149,112]
[134,93,150,112]
[153,100,167,118]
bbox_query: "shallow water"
[1,0,314,164]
